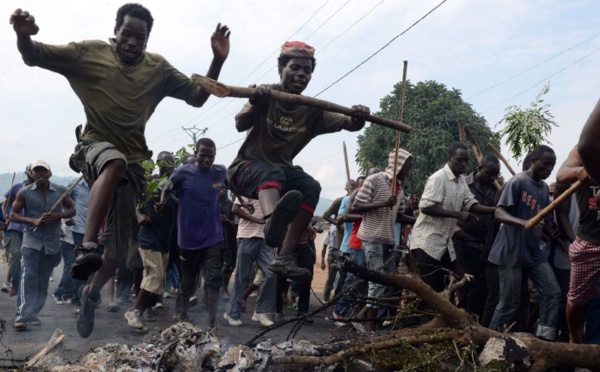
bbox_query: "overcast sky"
[1,0,598,199]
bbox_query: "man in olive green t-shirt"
[10,3,230,338]
[228,41,370,281]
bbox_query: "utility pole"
[182,125,208,144]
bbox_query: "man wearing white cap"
[9,160,75,330]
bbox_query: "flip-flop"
[264,190,302,248]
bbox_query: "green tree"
[356,80,500,194]
[497,83,557,161]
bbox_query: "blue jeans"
[335,249,367,316]
[226,238,276,320]
[8,230,23,288]
[489,262,561,340]
[16,246,61,322]
[363,241,394,309]
[54,240,78,300]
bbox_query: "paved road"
[0,233,340,369]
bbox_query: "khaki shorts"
[69,140,146,262]
[253,268,264,286]
[139,249,169,295]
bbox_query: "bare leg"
[107,275,116,304]
[88,253,119,297]
[566,303,585,343]
[83,160,126,244]
[258,188,279,217]
[278,209,312,256]
[243,283,258,300]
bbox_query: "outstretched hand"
[10,8,39,36]
[211,23,230,62]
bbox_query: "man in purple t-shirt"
[160,138,226,329]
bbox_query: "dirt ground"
[0,233,340,369]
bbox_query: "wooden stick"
[191,74,412,134]
[33,175,84,232]
[487,143,516,176]
[525,181,582,230]
[2,172,16,219]
[342,142,352,195]
[25,328,65,367]
[391,61,409,195]
[463,126,501,190]
[458,118,465,144]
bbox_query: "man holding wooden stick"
[9,160,75,331]
[556,146,600,343]
[10,3,231,337]
[227,41,369,280]
[487,145,561,341]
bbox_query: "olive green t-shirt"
[25,39,199,163]
[228,84,347,178]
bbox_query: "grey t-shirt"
[488,172,550,268]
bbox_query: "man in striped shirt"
[351,149,416,331]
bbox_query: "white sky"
[1,0,598,199]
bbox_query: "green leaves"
[497,83,557,160]
[138,145,193,208]
[356,80,500,195]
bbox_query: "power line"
[483,46,600,114]
[217,136,245,150]
[467,33,600,100]
[318,0,385,54]
[304,0,352,42]
[237,0,333,87]
[315,0,448,97]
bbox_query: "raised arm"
[578,99,600,182]
[191,23,230,107]
[9,8,40,62]
[557,147,590,184]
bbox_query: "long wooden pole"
[487,143,516,176]
[525,180,582,230]
[32,175,84,232]
[191,74,412,134]
[391,61,409,195]
[2,172,16,219]
[342,142,352,195]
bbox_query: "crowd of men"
[1,2,599,348]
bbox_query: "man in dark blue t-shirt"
[160,138,226,329]
[488,145,561,341]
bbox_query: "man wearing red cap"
[227,41,370,279]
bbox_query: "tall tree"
[356,80,499,194]
[497,83,557,161]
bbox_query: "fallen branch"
[273,329,461,367]
[339,257,600,370]
[25,328,64,368]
